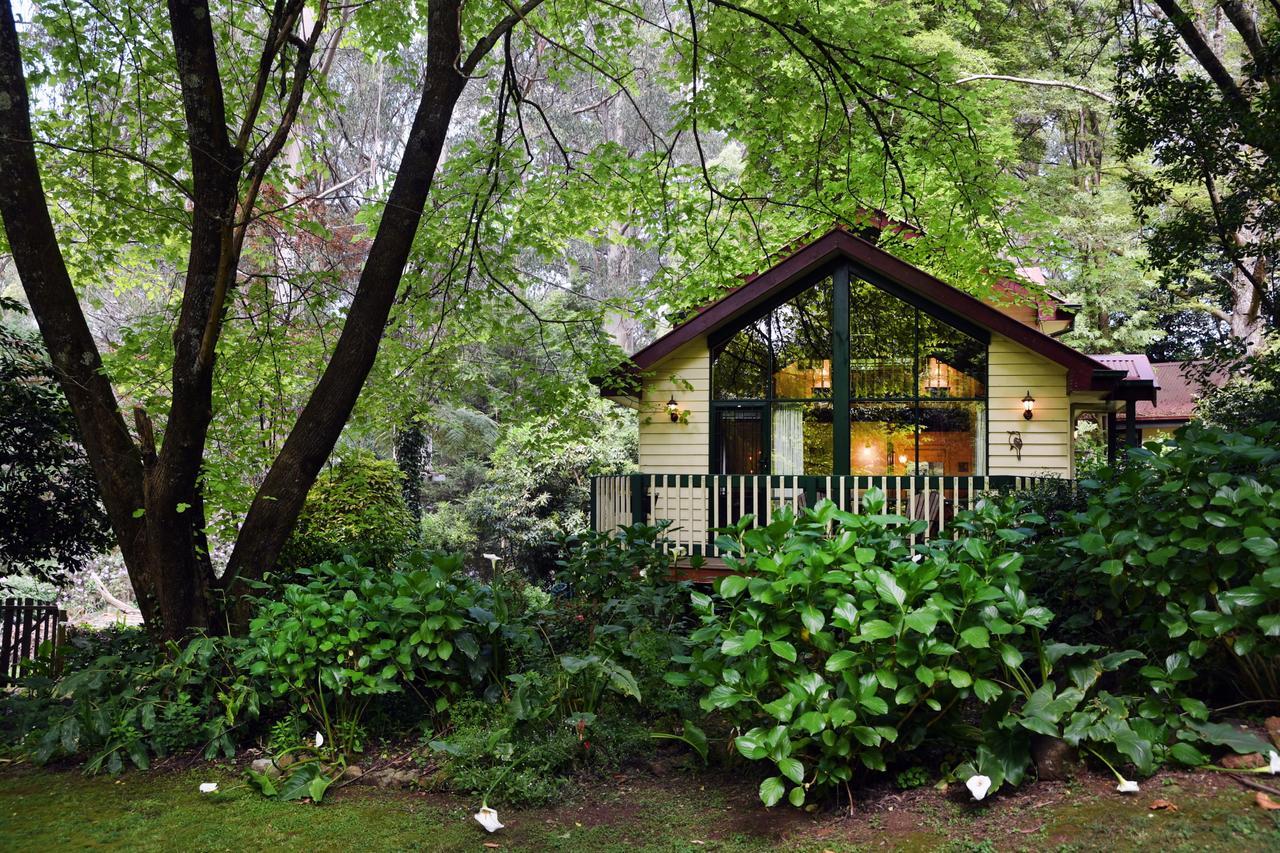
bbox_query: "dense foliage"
[278,453,415,572]
[0,299,111,583]
[1194,341,1280,432]
[1029,423,1280,702]
[243,553,492,755]
[8,424,1279,813]
[681,497,1049,805]
[8,628,256,774]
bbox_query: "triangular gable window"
[710,263,988,475]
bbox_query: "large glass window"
[711,266,987,475]
[772,403,833,475]
[846,278,987,475]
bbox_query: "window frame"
[709,259,990,476]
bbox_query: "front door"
[713,405,768,533]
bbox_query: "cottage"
[594,227,1158,568]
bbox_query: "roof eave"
[625,229,1112,386]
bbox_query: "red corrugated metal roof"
[1125,361,1227,423]
[1093,354,1159,385]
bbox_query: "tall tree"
[1116,0,1280,349]
[0,0,1007,639]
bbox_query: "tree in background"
[0,0,1013,638]
[1116,0,1280,350]
[1194,335,1280,429]
[0,298,111,584]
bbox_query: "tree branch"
[1151,0,1252,114]
[1217,0,1276,89]
[461,0,548,75]
[955,73,1114,103]
[222,0,470,599]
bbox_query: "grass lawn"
[0,763,1276,852]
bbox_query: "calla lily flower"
[965,774,991,801]
[1269,751,1279,775]
[199,782,219,794]
[474,806,504,833]
[315,731,325,749]
[1116,779,1140,793]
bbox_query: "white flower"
[474,806,504,833]
[314,731,325,749]
[1116,778,1140,794]
[483,553,501,564]
[1269,751,1280,775]
[199,782,219,794]
[911,553,923,563]
[965,774,991,801]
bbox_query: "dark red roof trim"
[623,228,1126,395]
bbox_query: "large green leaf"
[1188,721,1274,756]
[759,776,786,807]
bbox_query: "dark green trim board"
[832,263,850,475]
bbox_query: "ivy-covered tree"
[0,298,111,583]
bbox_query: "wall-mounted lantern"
[666,395,680,422]
[1022,390,1035,420]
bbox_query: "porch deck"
[590,473,1049,564]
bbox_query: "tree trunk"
[2,0,471,639]
[219,0,468,626]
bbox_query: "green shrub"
[278,452,414,570]
[463,402,636,579]
[241,551,493,755]
[676,493,1252,806]
[427,691,655,807]
[556,520,688,623]
[419,502,478,554]
[680,494,1050,807]
[18,630,256,774]
[1195,340,1280,432]
[1032,422,1280,701]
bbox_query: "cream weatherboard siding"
[637,337,712,472]
[633,332,1081,480]
[987,334,1073,477]
[636,339,713,547]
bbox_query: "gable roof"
[618,228,1142,398]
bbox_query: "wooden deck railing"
[590,473,1047,558]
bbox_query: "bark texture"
[0,0,470,638]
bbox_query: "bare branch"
[954,73,1114,103]
[461,0,549,76]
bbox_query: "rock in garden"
[372,769,419,788]
[1221,752,1267,770]
[249,758,282,778]
[1032,735,1080,781]
[340,765,365,782]
[1265,717,1280,749]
